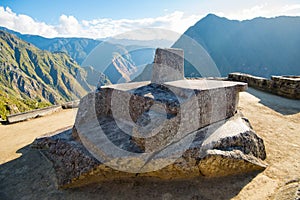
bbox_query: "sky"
[0,0,300,39]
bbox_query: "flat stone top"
[101,79,247,104]
[102,80,247,92]
[272,75,300,82]
[164,79,247,91]
[102,81,150,91]
[229,72,268,80]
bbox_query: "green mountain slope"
[0,30,109,119]
[0,27,162,83]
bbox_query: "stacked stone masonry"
[228,73,300,99]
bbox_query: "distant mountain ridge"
[0,27,101,65]
[0,30,110,119]
[173,14,300,77]
[0,27,159,83]
[81,42,156,83]
[3,14,298,83]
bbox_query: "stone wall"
[6,100,80,124]
[228,73,300,99]
[7,105,62,124]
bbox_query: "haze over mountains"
[0,26,161,84]
[0,14,300,118]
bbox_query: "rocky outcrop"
[32,48,267,188]
[79,80,245,154]
[33,113,266,188]
[32,78,267,188]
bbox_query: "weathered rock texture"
[32,79,267,188]
[228,72,300,99]
[32,49,267,188]
[85,80,247,153]
[33,113,266,188]
[151,48,184,83]
[61,100,80,109]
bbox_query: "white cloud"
[0,6,201,39]
[0,7,58,37]
[78,11,202,39]
[225,3,300,20]
[57,15,81,35]
[0,4,300,39]
[281,4,300,13]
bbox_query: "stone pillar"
[151,48,184,83]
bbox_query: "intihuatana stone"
[33,113,266,188]
[74,79,246,153]
[151,48,184,83]
[32,48,267,188]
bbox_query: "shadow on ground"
[247,87,300,115]
[0,144,261,200]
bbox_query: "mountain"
[172,14,300,77]
[0,27,160,83]
[82,66,111,88]
[81,42,156,83]
[0,30,110,119]
[108,38,175,48]
[0,27,100,65]
[131,63,153,82]
[0,27,181,83]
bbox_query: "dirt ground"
[0,109,78,164]
[0,88,299,200]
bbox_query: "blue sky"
[1,0,200,22]
[1,0,300,38]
